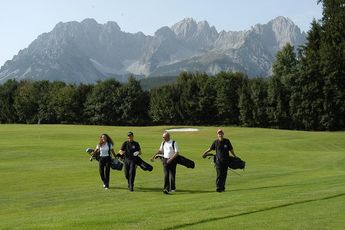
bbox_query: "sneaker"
[103,184,106,188]
[163,189,169,194]
[170,190,175,193]
[105,187,109,190]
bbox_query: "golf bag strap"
[107,142,112,157]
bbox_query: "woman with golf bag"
[90,133,116,189]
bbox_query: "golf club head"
[154,154,164,161]
[115,153,125,162]
[204,153,215,158]
[85,148,94,153]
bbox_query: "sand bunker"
[165,128,199,132]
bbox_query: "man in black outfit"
[202,129,237,192]
[119,131,141,191]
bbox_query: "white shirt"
[159,140,179,159]
[96,143,113,157]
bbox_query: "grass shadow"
[163,192,345,230]
[131,187,215,194]
[229,181,334,193]
[229,183,304,192]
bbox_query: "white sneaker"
[103,184,106,188]
[171,190,175,193]
[105,187,109,190]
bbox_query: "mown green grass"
[0,124,344,229]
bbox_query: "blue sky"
[0,0,323,67]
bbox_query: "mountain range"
[0,16,306,84]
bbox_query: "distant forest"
[0,0,344,131]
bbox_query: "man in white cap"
[202,129,237,192]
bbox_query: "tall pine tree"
[267,43,297,129]
[290,20,324,130]
[318,0,345,130]
[239,77,255,127]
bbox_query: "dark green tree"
[318,0,345,130]
[250,78,269,127]
[196,74,217,124]
[117,76,149,125]
[46,83,82,123]
[239,77,255,126]
[0,79,18,123]
[290,20,324,130]
[75,84,94,124]
[84,79,122,125]
[267,43,297,129]
[214,72,244,125]
[175,72,216,125]
[149,84,182,124]
[13,80,44,124]
[43,81,67,123]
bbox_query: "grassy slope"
[0,125,344,229]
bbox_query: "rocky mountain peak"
[81,18,98,26]
[154,26,176,39]
[251,16,306,52]
[171,18,198,38]
[170,18,218,49]
[105,21,121,32]
[0,17,307,84]
[171,18,218,38]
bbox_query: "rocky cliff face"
[0,17,306,84]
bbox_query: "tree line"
[0,0,344,130]
[0,77,149,126]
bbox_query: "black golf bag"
[110,158,123,170]
[86,148,123,171]
[205,153,245,170]
[116,153,153,172]
[158,140,195,169]
[154,154,195,169]
[228,156,246,170]
[176,155,195,169]
[136,157,153,171]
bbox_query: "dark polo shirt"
[210,138,233,163]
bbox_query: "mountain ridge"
[0,16,306,84]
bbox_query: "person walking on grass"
[119,131,142,192]
[202,129,237,192]
[90,133,116,190]
[151,132,179,194]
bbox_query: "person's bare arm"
[150,150,162,162]
[167,151,179,164]
[202,148,213,158]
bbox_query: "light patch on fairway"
[165,128,199,132]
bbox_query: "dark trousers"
[99,156,111,187]
[216,160,228,191]
[163,158,177,191]
[124,158,137,190]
